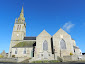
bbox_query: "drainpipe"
[54,49,55,59]
[60,49,61,57]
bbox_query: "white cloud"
[63,21,75,32]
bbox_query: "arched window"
[60,39,66,49]
[17,25,21,30]
[43,40,48,51]
[15,48,17,54]
[23,48,26,54]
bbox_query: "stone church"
[8,7,82,61]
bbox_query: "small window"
[74,49,75,52]
[17,25,21,30]
[23,48,26,54]
[15,48,17,54]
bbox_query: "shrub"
[32,61,42,63]
[43,60,49,63]
[31,60,60,63]
[29,58,32,60]
[12,55,15,58]
[31,61,35,63]
[70,53,73,55]
[35,61,42,63]
[0,54,3,58]
[49,60,60,63]
[57,56,63,62]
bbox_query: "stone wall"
[63,56,72,61]
[0,57,29,62]
[8,40,23,57]
[78,55,85,61]
[74,49,82,55]
[12,47,33,58]
[63,55,85,62]
[35,30,54,60]
[0,58,17,62]
[53,28,74,57]
[17,57,29,62]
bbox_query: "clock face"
[17,34,19,37]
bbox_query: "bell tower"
[8,6,26,57]
[11,6,26,40]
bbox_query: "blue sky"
[0,0,85,53]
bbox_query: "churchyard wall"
[63,55,85,62]
[0,58,17,62]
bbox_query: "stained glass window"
[60,39,66,49]
[43,40,48,51]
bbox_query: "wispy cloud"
[63,21,75,32]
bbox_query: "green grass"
[31,60,60,63]
[49,60,60,63]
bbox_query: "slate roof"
[73,46,79,49]
[24,37,36,40]
[13,41,36,48]
[82,53,85,55]
[71,38,75,40]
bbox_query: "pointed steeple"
[21,6,23,13]
[17,6,25,24]
[20,6,24,17]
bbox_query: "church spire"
[21,6,24,13]
[20,6,24,17]
[16,6,25,24]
